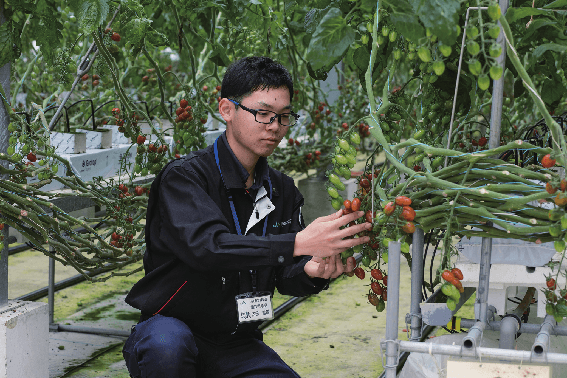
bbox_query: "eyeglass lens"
[255,111,297,126]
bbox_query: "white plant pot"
[50,132,87,154]
[76,128,113,149]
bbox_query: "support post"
[409,228,424,341]
[384,241,401,378]
[48,250,55,325]
[0,0,11,309]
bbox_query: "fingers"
[340,221,372,240]
[313,210,344,224]
[334,211,365,227]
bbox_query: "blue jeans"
[122,314,301,378]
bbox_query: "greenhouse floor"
[37,257,414,378]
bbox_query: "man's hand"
[293,210,371,258]
[304,255,356,279]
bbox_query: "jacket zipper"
[222,276,226,291]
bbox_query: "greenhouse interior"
[2,0,567,377]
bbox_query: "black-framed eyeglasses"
[229,99,300,127]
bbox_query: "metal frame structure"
[380,1,567,376]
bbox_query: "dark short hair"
[220,56,294,105]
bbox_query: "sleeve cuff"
[268,233,297,266]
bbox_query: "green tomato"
[329,173,345,191]
[331,198,342,210]
[478,74,490,91]
[466,40,480,56]
[353,242,362,254]
[468,59,481,76]
[346,154,356,166]
[6,146,14,155]
[338,138,350,151]
[489,64,503,80]
[389,30,397,42]
[339,166,351,180]
[361,34,369,45]
[342,248,354,259]
[550,224,561,238]
[382,25,389,37]
[335,154,348,165]
[401,242,410,253]
[382,238,392,248]
[348,145,357,157]
[438,44,452,57]
[467,25,479,39]
[561,214,567,229]
[487,25,500,39]
[489,43,502,58]
[555,240,566,252]
[487,4,501,21]
[393,49,402,60]
[413,130,426,140]
[362,255,371,267]
[7,123,16,132]
[350,132,361,145]
[376,299,385,312]
[432,61,445,76]
[446,298,457,311]
[417,46,432,63]
[327,186,339,198]
[382,252,388,263]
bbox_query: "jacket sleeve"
[155,164,297,272]
[274,185,330,297]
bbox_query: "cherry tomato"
[442,270,455,282]
[343,200,352,210]
[354,267,365,280]
[351,198,362,212]
[371,269,383,280]
[384,202,396,216]
[451,268,464,280]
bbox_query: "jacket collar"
[218,132,270,190]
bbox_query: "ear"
[219,98,234,124]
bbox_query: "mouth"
[263,138,279,144]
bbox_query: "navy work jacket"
[125,132,328,340]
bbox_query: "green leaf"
[544,0,567,9]
[304,7,330,34]
[123,18,152,59]
[533,43,567,59]
[506,7,551,24]
[304,7,355,72]
[146,27,169,47]
[542,78,566,106]
[68,0,110,34]
[413,0,460,46]
[250,0,262,4]
[0,21,18,67]
[389,11,425,45]
[209,43,231,67]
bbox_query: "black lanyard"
[214,137,273,292]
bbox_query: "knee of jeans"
[137,316,198,359]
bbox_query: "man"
[122,56,371,377]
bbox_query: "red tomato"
[343,200,352,210]
[395,196,412,206]
[351,198,361,212]
[451,267,464,280]
[354,267,365,280]
[371,269,383,280]
[547,182,558,194]
[180,99,189,108]
[402,221,415,233]
[541,154,556,168]
[359,178,370,189]
[371,281,383,295]
[442,270,455,282]
[368,293,380,306]
[365,210,374,223]
[400,206,416,221]
[547,278,557,290]
[384,202,396,216]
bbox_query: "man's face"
[221,87,291,162]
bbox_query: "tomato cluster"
[544,275,567,323]
[440,268,464,311]
[171,98,207,157]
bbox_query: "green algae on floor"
[37,260,145,322]
[62,342,130,378]
[263,260,414,378]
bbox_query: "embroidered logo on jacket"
[273,219,292,228]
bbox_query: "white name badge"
[235,292,274,323]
